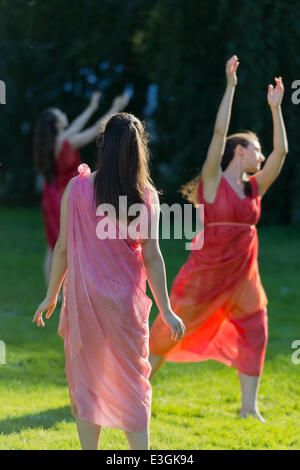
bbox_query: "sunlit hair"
[93,112,160,222]
[33,108,58,184]
[180,131,258,206]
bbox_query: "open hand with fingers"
[161,308,186,342]
[32,296,57,327]
[267,76,284,109]
[226,55,239,87]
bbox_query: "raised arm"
[254,77,288,197]
[64,92,102,137]
[142,192,185,341]
[201,55,239,202]
[67,93,131,149]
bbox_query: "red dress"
[149,175,268,376]
[41,140,82,249]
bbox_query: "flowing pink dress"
[150,175,268,376]
[58,164,154,432]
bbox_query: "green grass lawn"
[0,207,300,450]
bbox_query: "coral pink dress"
[150,175,268,376]
[58,164,154,431]
[41,140,81,249]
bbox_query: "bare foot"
[239,408,266,423]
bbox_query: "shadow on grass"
[0,406,73,435]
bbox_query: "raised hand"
[226,55,239,87]
[112,92,131,112]
[89,91,102,112]
[267,77,284,108]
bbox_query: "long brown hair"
[33,108,58,184]
[180,131,258,206]
[93,112,159,221]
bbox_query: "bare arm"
[255,77,288,197]
[64,92,101,137]
[201,55,239,202]
[142,192,185,340]
[67,93,131,149]
[32,178,74,327]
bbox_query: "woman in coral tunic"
[34,92,130,290]
[33,113,185,450]
[149,55,288,421]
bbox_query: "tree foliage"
[0,0,299,224]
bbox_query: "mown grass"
[0,207,299,449]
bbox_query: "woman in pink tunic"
[33,112,185,450]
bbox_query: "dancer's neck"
[223,157,249,185]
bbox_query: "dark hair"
[181,131,258,206]
[33,108,58,184]
[93,112,159,222]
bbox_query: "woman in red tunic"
[149,55,288,421]
[34,92,130,292]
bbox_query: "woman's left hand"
[268,77,284,108]
[32,296,57,327]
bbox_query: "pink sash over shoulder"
[58,164,154,432]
